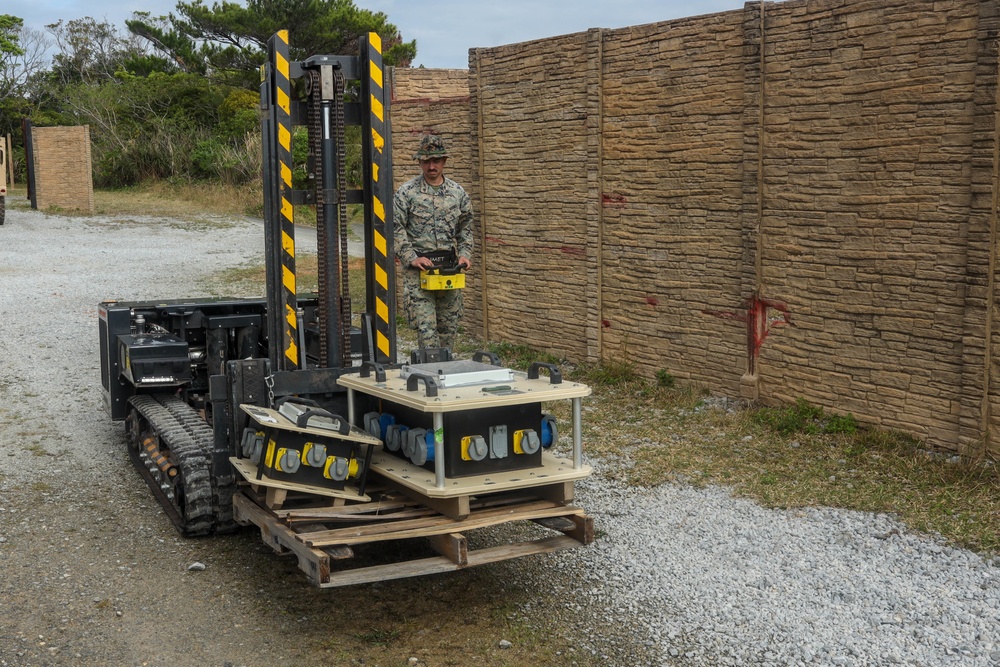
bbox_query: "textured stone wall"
[31,126,94,213]
[391,68,468,101]
[752,0,997,455]
[599,13,751,396]
[467,19,756,392]
[470,32,597,360]
[390,0,1000,457]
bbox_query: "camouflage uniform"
[394,136,474,351]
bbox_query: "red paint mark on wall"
[646,296,659,307]
[560,246,586,256]
[602,193,628,208]
[704,295,791,375]
[602,319,612,328]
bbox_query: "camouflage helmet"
[413,134,450,161]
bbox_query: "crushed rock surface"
[0,204,998,666]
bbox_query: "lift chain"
[333,69,351,368]
[307,66,352,369]
[307,69,331,367]
[334,67,352,368]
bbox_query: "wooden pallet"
[232,484,594,588]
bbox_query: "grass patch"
[9,180,365,224]
[609,390,1000,554]
[205,255,368,302]
[570,359,643,387]
[751,397,859,435]
[294,202,365,229]
[656,369,676,388]
[90,180,262,219]
[4,185,32,211]
[355,628,400,647]
[26,444,50,457]
[4,180,261,220]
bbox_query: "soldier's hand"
[457,257,471,271]
[411,257,434,270]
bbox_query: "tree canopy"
[1,1,419,190]
[0,15,25,57]
[47,18,155,84]
[127,0,416,87]
[0,15,51,137]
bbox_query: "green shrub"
[824,412,859,435]
[751,398,856,436]
[571,359,642,387]
[191,139,225,179]
[656,369,676,388]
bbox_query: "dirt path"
[0,204,633,667]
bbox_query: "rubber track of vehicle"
[211,460,238,534]
[156,395,238,534]
[128,394,215,537]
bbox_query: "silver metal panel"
[399,360,514,388]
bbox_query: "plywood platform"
[371,451,591,497]
[338,368,591,412]
[369,450,591,518]
[232,487,594,588]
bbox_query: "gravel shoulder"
[1,204,999,667]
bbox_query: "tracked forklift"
[99,32,593,586]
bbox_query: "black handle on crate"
[275,395,320,409]
[406,372,440,397]
[360,361,387,382]
[295,408,351,435]
[528,362,562,384]
[472,350,502,366]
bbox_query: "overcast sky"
[8,0,758,69]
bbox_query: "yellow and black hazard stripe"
[364,32,394,362]
[273,30,299,369]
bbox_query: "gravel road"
[1,204,999,667]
